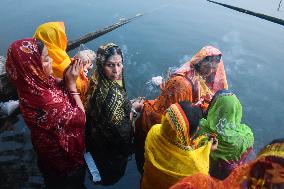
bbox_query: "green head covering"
[198,90,254,161]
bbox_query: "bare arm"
[130,98,144,122]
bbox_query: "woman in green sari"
[85,43,144,185]
[197,89,254,180]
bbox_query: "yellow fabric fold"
[33,22,71,78]
[34,22,89,100]
[141,124,212,189]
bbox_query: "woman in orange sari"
[135,46,228,173]
[170,138,284,189]
[33,22,89,102]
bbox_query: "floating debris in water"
[0,100,19,118]
[0,56,6,75]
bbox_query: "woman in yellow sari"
[33,22,89,102]
[141,101,218,189]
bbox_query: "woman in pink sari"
[6,38,86,189]
[173,45,228,109]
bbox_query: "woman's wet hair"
[105,46,123,63]
[35,39,44,55]
[269,138,284,145]
[178,101,203,136]
[95,44,124,80]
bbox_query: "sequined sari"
[85,43,132,185]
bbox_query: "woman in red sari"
[135,46,228,173]
[6,38,86,189]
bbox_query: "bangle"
[70,92,81,95]
[131,108,138,118]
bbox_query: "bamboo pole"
[67,13,143,51]
[207,0,284,27]
[0,14,143,102]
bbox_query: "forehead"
[106,54,122,63]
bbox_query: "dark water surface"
[0,0,284,188]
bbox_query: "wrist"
[67,85,77,92]
[131,108,139,118]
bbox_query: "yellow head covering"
[141,122,212,189]
[33,22,71,78]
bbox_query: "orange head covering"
[33,22,71,79]
[175,46,228,95]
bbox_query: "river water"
[0,0,284,188]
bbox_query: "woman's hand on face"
[131,98,145,112]
[65,59,83,91]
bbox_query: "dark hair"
[35,39,44,55]
[105,46,123,62]
[269,138,284,145]
[178,101,203,136]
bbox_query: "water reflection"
[0,114,44,189]
[1,0,284,188]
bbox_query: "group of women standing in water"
[5,21,283,189]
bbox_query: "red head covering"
[6,38,85,176]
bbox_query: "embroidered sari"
[170,139,284,189]
[198,90,254,179]
[141,103,212,189]
[5,38,85,177]
[33,22,89,101]
[137,46,228,136]
[85,43,132,185]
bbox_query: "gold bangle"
[70,92,80,95]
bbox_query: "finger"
[76,60,83,72]
[74,59,79,71]
[70,62,76,74]
[79,60,83,69]
[66,64,72,75]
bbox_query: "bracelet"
[70,92,81,95]
[131,108,138,118]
